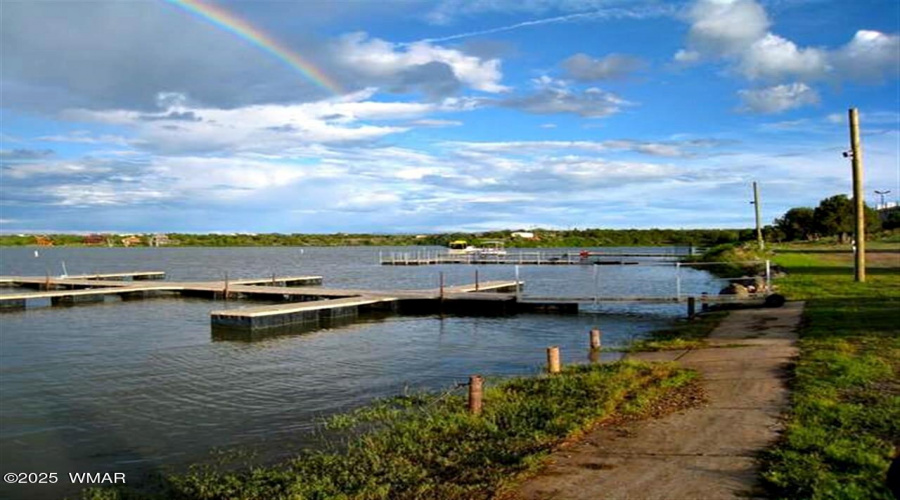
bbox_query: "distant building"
[83,234,106,245]
[121,236,142,247]
[511,231,535,239]
[149,233,171,247]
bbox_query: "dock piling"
[547,346,561,374]
[687,296,696,319]
[590,328,602,350]
[468,375,484,415]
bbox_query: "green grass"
[81,361,697,500]
[760,250,900,500]
[628,311,728,352]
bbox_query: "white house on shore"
[511,231,535,239]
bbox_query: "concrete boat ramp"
[0,271,527,338]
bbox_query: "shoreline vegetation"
[1,228,760,248]
[81,361,699,500]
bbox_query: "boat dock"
[379,250,687,266]
[0,272,530,336]
[0,268,766,338]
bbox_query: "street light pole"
[874,190,891,210]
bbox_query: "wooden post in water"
[687,296,696,319]
[468,375,484,415]
[701,292,710,313]
[590,328,602,350]
[848,108,866,282]
[224,272,229,301]
[439,272,444,300]
[475,269,479,291]
[547,346,561,374]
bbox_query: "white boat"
[475,240,507,256]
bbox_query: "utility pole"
[751,181,764,250]
[848,108,866,282]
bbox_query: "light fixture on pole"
[874,190,891,209]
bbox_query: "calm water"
[0,247,721,499]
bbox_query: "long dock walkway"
[379,250,688,266]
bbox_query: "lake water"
[0,246,722,499]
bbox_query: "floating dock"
[0,270,763,338]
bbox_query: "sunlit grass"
[760,249,899,500]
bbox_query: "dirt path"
[510,302,803,500]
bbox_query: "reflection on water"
[0,246,721,499]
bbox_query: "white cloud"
[686,0,770,56]
[409,119,464,127]
[832,30,900,83]
[739,33,828,80]
[738,83,819,113]
[676,0,899,89]
[336,32,508,94]
[2,160,113,180]
[562,53,645,81]
[674,49,701,64]
[500,76,631,117]
[59,91,480,154]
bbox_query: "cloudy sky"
[1,0,898,233]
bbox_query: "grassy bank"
[627,311,728,352]
[760,248,899,499]
[82,361,697,500]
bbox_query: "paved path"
[511,302,803,500]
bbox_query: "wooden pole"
[439,272,444,299]
[224,272,229,301]
[468,375,483,415]
[547,346,561,374]
[849,108,866,282]
[475,269,479,291]
[687,296,696,319]
[590,328,602,350]
[753,181,764,250]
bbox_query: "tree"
[775,207,816,241]
[812,195,881,241]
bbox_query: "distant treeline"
[0,228,762,248]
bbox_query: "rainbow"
[163,0,342,95]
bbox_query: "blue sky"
[1,0,898,234]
